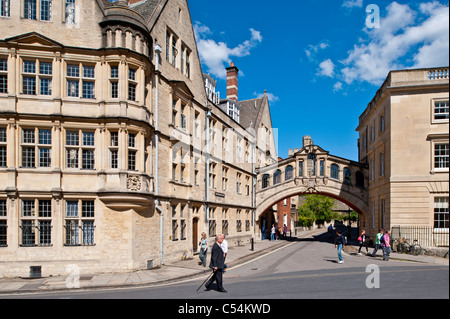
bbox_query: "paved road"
[3,233,448,300]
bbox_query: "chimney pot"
[226,62,239,101]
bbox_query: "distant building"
[356,67,449,242]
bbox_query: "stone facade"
[356,68,449,242]
[0,0,275,278]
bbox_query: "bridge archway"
[255,140,369,229]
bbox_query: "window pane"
[82,149,95,169]
[39,62,52,75]
[435,144,449,169]
[40,78,52,95]
[23,77,36,95]
[65,0,76,24]
[82,201,94,218]
[82,132,95,146]
[39,129,51,144]
[435,101,449,121]
[39,200,51,217]
[82,81,95,99]
[23,129,35,143]
[83,66,95,78]
[66,201,78,217]
[66,131,79,145]
[67,80,79,97]
[22,200,35,217]
[40,0,52,21]
[39,148,51,167]
[24,0,37,20]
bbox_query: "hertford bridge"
[256,137,369,221]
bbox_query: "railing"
[391,225,449,248]
[428,68,449,80]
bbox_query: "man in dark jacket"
[205,236,227,293]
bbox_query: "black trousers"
[206,269,224,290]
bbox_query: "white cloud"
[342,0,363,9]
[333,82,343,93]
[305,41,330,61]
[194,22,263,79]
[317,59,336,77]
[340,1,449,85]
[253,91,280,103]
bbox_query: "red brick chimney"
[226,62,239,101]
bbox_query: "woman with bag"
[199,232,208,267]
[357,230,369,255]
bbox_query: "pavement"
[0,229,448,295]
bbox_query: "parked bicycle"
[397,238,422,256]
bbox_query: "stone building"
[0,0,276,277]
[356,68,449,244]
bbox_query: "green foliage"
[340,210,359,222]
[298,195,336,226]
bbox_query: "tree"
[298,195,336,226]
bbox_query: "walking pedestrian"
[382,230,391,261]
[328,223,333,239]
[283,224,288,239]
[205,236,227,293]
[334,230,345,264]
[220,234,228,272]
[198,232,208,267]
[270,224,276,241]
[357,230,369,255]
[220,234,228,260]
[370,229,384,257]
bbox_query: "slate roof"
[239,95,269,130]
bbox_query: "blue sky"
[189,0,449,161]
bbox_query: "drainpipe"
[252,141,256,237]
[154,43,164,265]
[205,108,211,238]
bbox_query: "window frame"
[66,62,96,100]
[0,58,7,94]
[432,99,449,124]
[64,199,96,246]
[19,198,53,247]
[0,0,10,17]
[65,129,96,170]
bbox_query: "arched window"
[273,170,281,185]
[262,174,270,189]
[331,164,339,180]
[343,167,352,185]
[285,165,293,181]
[356,171,364,188]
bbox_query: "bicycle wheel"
[403,243,411,254]
[411,244,422,256]
[397,243,406,253]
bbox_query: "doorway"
[192,218,199,252]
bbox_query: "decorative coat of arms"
[127,175,141,191]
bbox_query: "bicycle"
[397,238,422,256]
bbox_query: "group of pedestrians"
[198,233,229,293]
[332,226,392,263]
[270,224,288,241]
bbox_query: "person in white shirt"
[220,234,228,272]
[220,234,228,260]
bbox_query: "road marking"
[227,241,297,271]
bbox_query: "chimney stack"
[226,62,239,101]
